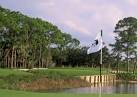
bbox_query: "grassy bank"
[0,68,106,91]
[0,89,137,97]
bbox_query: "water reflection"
[63,81,137,94]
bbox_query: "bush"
[116,73,136,81]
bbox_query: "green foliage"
[0,6,113,68]
[116,73,136,81]
[111,17,137,72]
[0,6,81,68]
[0,6,112,68]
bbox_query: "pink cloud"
[0,0,137,46]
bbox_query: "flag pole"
[99,30,103,97]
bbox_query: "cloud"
[125,0,137,5]
[63,20,91,35]
[39,1,55,7]
[0,0,137,46]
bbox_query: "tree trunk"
[46,46,50,68]
[46,58,48,68]
[22,58,23,68]
[4,49,10,68]
[127,46,129,72]
[24,58,26,68]
[11,47,14,68]
[133,61,136,74]
[39,46,42,68]
[14,49,16,68]
[8,55,10,68]
[42,58,43,68]
[117,53,119,73]
[4,55,7,68]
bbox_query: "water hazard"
[62,81,137,94]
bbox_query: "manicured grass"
[0,68,107,77]
[31,68,108,77]
[0,89,137,97]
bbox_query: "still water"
[61,82,137,94]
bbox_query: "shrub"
[116,73,136,81]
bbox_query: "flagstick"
[99,30,103,97]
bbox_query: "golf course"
[1,0,137,97]
[0,68,137,97]
[0,68,106,91]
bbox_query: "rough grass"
[0,69,32,77]
[18,78,90,91]
[0,89,137,97]
[0,68,107,90]
[0,69,34,89]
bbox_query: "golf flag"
[87,31,103,54]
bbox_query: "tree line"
[0,6,137,72]
[0,6,80,68]
[110,17,137,73]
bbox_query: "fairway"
[31,68,108,76]
[0,68,107,77]
[0,89,137,97]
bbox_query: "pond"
[59,81,137,94]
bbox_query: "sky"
[0,0,137,46]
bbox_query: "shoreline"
[18,77,91,91]
[116,80,137,84]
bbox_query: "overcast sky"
[0,0,137,46]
